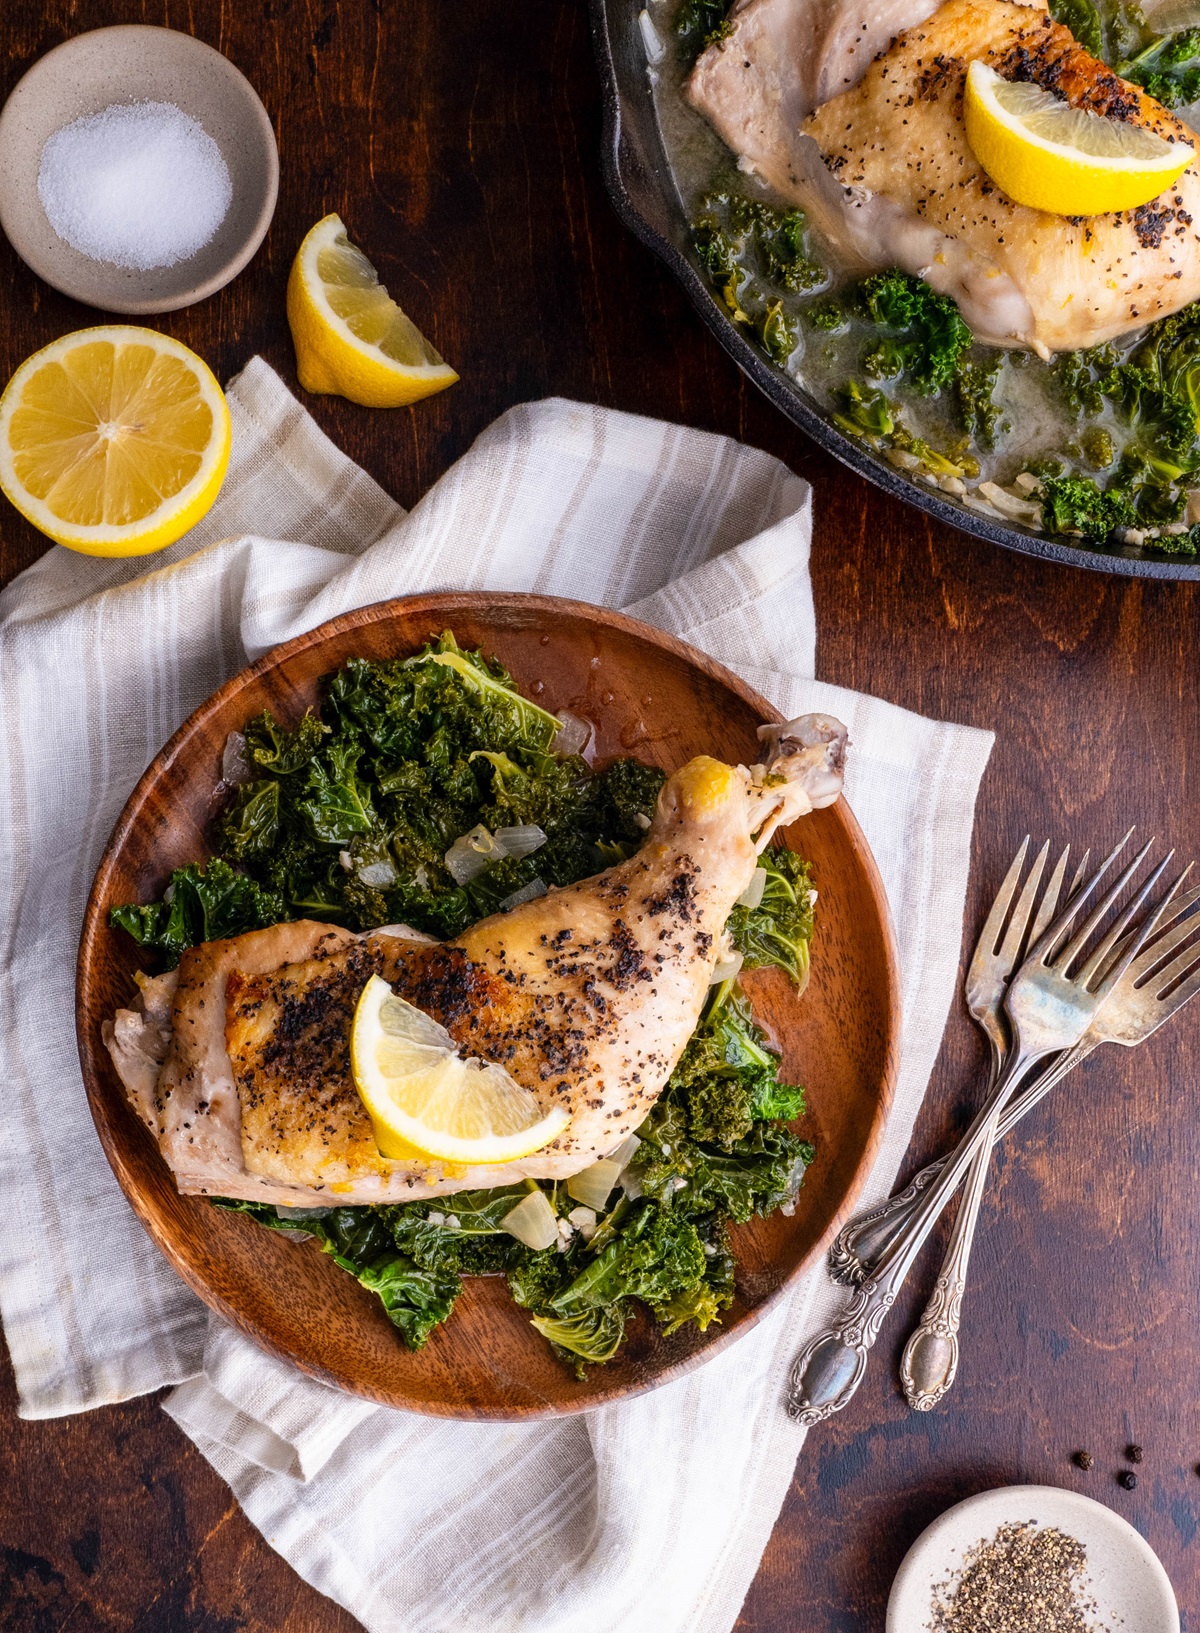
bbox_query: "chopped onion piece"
[222,730,251,785]
[567,1205,598,1241]
[499,877,549,912]
[339,850,353,872]
[634,812,652,831]
[275,1205,333,1220]
[709,949,744,984]
[445,823,501,884]
[494,823,547,859]
[358,859,397,888]
[737,867,768,910]
[567,1157,623,1211]
[621,1168,644,1200]
[553,711,593,757]
[606,1132,641,1170]
[501,1189,558,1251]
[638,8,666,62]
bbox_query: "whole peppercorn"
[1127,1445,1143,1464]
[1074,1451,1094,1471]
[1118,1470,1138,1490]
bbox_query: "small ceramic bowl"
[0,25,278,314]
[888,1484,1179,1633]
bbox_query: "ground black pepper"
[930,1521,1107,1633]
[1074,1451,1093,1471]
[1118,1470,1138,1490]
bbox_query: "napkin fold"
[0,360,992,1633]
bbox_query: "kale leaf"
[109,858,282,966]
[212,1200,460,1350]
[676,0,732,61]
[1037,472,1139,539]
[690,191,822,364]
[728,846,815,988]
[1121,26,1200,104]
[1049,0,1104,58]
[856,272,973,396]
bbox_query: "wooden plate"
[76,593,900,1419]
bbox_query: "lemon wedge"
[0,326,230,557]
[286,214,459,408]
[350,974,569,1164]
[964,59,1194,217]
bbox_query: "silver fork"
[784,833,1179,1426]
[831,879,1200,1291]
[827,838,1082,1287]
[900,858,1198,1409]
[897,838,1071,1409]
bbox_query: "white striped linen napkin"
[0,358,993,1633]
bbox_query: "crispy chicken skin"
[105,716,848,1207]
[688,0,1200,353]
[804,1,1200,352]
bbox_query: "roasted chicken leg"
[104,715,848,1207]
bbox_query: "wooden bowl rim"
[76,591,901,1418]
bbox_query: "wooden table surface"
[2,2,1198,1629]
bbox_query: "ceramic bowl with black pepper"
[0,24,278,314]
[888,1485,1179,1633]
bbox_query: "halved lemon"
[286,213,459,408]
[350,974,570,1164]
[0,327,230,557]
[964,59,1194,217]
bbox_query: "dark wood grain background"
[1,2,1197,1629]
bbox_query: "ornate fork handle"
[786,1047,1039,1425]
[898,1132,990,1410]
[828,1048,1082,1287]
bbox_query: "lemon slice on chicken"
[0,327,230,556]
[286,214,458,407]
[351,974,569,1164]
[965,60,1194,217]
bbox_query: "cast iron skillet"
[589,0,1200,580]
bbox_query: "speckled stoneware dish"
[0,25,278,314]
[888,1485,1179,1633]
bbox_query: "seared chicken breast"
[104,716,847,1207]
[689,0,1200,352]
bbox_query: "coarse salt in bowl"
[38,101,234,272]
[0,25,278,313]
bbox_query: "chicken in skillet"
[686,0,1200,353]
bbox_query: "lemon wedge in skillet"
[286,213,458,408]
[350,974,569,1165]
[964,59,1194,217]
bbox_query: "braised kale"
[1120,26,1200,106]
[213,1200,460,1349]
[691,191,824,364]
[112,632,667,961]
[1039,311,1200,542]
[676,0,732,60]
[857,272,973,396]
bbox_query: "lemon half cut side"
[0,326,231,557]
[350,974,570,1165]
[964,59,1194,217]
[286,213,459,408]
